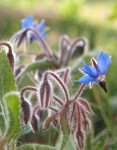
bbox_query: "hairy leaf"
[3,92,21,142]
[18,124,32,139]
[0,104,6,137]
[0,51,17,101]
[0,113,6,137]
[16,144,57,150]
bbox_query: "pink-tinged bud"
[75,130,85,150]
[79,98,93,114]
[21,100,31,124]
[70,38,87,59]
[82,119,90,133]
[31,114,40,133]
[7,45,15,72]
[80,108,90,133]
[38,77,52,109]
[59,35,71,66]
[0,42,15,72]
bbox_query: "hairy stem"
[20,86,37,102]
[63,67,70,83]
[49,106,58,113]
[71,84,85,104]
[53,95,64,106]
[65,38,86,65]
[26,28,53,58]
[45,71,69,102]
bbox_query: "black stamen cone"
[99,81,107,93]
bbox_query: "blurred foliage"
[109,3,117,20]
[58,0,84,20]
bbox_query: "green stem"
[9,140,16,150]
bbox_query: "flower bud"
[80,107,90,133]
[0,42,15,72]
[21,100,31,124]
[31,114,40,133]
[82,119,90,133]
[71,38,87,59]
[79,98,93,114]
[75,130,85,150]
[38,78,52,109]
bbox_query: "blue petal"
[39,32,47,38]
[82,61,98,78]
[37,19,45,31]
[73,75,95,85]
[22,16,34,29]
[36,20,46,38]
[97,52,112,75]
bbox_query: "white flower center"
[97,75,105,82]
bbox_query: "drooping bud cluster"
[39,71,93,149]
[20,70,93,150]
[71,98,93,149]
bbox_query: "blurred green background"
[0,0,117,149]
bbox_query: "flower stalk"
[45,71,70,102]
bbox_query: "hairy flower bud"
[0,42,15,72]
[21,100,31,124]
[71,38,87,59]
[31,113,40,133]
[82,119,90,133]
[38,77,52,109]
[75,130,85,150]
[79,98,93,114]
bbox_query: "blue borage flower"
[74,52,112,92]
[22,16,47,39]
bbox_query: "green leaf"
[92,129,109,150]
[0,51,17,101]
[0,112,6,137]
[18,124,32,139]
[108,139,117,150]
[16,144,57,150]
[56,134,76,150]
[0,104,6,137]
[16,59,53,81]
[3,92,21,142]
[64,135,76,150]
